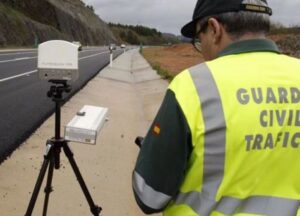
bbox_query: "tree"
[86,5,94,12]
[126,31,139,44]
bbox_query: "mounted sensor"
[38,40,79,81]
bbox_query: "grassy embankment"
[109,23,180,46]
[141,43,204,81]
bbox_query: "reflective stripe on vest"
[176,193,300,215]
[216,196,300,215]
[172,63,300,215]
[173,63,226,215]
[133,171,171,209]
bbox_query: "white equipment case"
[65,105,108,144]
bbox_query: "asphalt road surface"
[0,47,122,162]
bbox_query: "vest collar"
[218,39,280,57]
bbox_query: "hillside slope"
[108,23,180,45]
[0,0,116,47]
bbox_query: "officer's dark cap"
[181,0,272,38]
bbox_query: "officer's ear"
[207,18,223,45]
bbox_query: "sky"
[83,0,300,35]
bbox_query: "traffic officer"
[132,0,300,215]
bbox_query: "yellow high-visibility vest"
[164,52,300,216]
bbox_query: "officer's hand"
[135,136,144,148]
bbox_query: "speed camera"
[38,40,79,81]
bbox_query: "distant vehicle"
[120,44,126,49]
[72,41,82,51]
[109,43,117,51]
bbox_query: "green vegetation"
[108,23,179,45]
[111,23,162,37]
[86,5,94,12]
[0,2,32,46]
[152,64,174,81]
[0,2,24,18]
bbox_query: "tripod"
[25,80,102,216]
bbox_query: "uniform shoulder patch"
[153,123,161,135]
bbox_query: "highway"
[0,47,122,162]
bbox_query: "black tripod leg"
[63,143,102,216]
[42,157,55,216]
[25,156,50,216]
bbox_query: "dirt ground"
[142,43,204,77]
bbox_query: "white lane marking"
[0,51,36,56]
[15,57,31,60]
[0,56,37,64]
[80,49,104,53]
[79,51,108,60]
[0,70,38,82]
[0,51,110,82]
[0,51,108,64]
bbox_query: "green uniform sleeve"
[132,89,192,213]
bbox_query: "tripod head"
[45,80,73,168]
[47,80,72,101]
[46,80,72,145]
